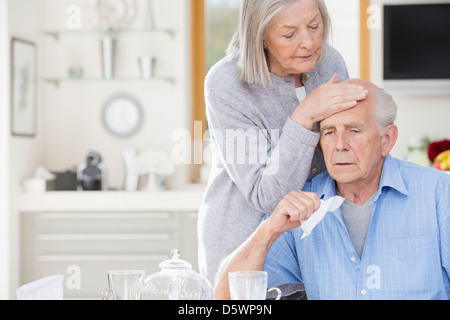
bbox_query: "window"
[191,0,241,127]
[205,0,241,70]
[190,0,241,182]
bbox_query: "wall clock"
[101,95,143,138]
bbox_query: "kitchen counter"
[18,188,205,213]
[18,186,206,299]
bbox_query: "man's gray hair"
[373,86,398,135]
[226,0,331,87]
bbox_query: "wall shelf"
[40,76,175,87]
[41,28,175,41]
[40,28,176,86]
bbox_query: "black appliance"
[77,151,107,191]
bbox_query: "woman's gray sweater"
[198,45,349,284]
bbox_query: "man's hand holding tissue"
[213,191,320,300]
[265,191,321,237]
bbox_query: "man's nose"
[335,133,350,151]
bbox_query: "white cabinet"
[19,190,204,299]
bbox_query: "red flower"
[428,140,450,162]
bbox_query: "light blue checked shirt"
[263,155,450,300]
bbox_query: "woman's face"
[265,0,324,77]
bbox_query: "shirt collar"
[316,154,409,200]
[377,154,409,197]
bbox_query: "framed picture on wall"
[11,38,36,137]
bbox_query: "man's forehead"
[321,102,371,128]
[320,120,364,133]
[321,80,375,128]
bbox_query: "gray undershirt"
[339,192,376,259]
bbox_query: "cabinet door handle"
[39,233,172,241]
[39,212,172,220]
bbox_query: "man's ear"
[381,124,398,157]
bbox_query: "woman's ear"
[381,124,398,157]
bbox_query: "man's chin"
[329,171,359,185]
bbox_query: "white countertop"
[18,187,205,212]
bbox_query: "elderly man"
[214,79,450,300]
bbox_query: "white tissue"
[300,196,345,239]
[16,274,64,300]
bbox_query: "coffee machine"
[77,151,107,191]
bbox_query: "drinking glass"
[138,56,155,79]
[229,271,281,300]
[102,270,145,300]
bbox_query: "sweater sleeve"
[206,93,320,213]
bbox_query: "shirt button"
[361,289,367,296]
[304,74,311,81]
[350,256,357,262]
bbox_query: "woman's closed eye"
[283,32,295,39]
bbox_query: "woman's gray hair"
[226,0,331,87]
[373,86,398,135]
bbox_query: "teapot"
[144,249,213,300]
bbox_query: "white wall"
[40,0,192,191]
[0,0,11,300]
[325,0,360,78]
[2,0,45,299]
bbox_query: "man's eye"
[284,33,294,39]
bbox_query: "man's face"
[319,93,385,186]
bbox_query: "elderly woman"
[198,0,368,284]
